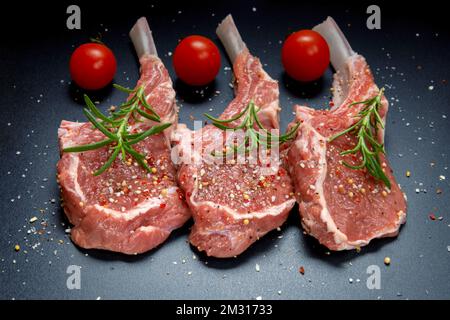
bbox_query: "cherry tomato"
[281,30,330,82]
[173,35,221,86]
[69,43,117,90]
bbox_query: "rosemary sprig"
[204,100,300,156]
[63,84,171,176]
[328,88,390,188]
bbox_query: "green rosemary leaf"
[280,122,301,141]
[83,95,118,125]
[247,129,258,151]
[211,122,233,131]
[83,108,118,141]
[127,123,171,145]
[63,84,171,175]
[138,96,160,121]
[113,83,135,93]
[135,107,160,122]
[329,123,357,142]
[63,138,113,153]
[123,144,151,172]
[250,103,266,130]
[206,100,299,155]
[118,96,138,109]
[328,88,390,188]
[93,147,120,176]
[204,104,250,124]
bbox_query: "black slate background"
[0,1,449,299]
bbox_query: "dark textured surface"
[0,1,449,299]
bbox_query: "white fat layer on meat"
[136,225,158,233]
[337,210,406,250]
[189,178,295,221]
[92,186,178,221]
[66,154,86,203]
[296,123,348,246]
[58,121,85,149]
[200,199,295,220]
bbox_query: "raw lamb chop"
[57,17,191,254]
[173,15,296,258]
[286,17,407,251]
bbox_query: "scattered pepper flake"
[406,170,411,177]
[14,244,20,252]
[429,214,436,221]
[299,266,305,275]
[384,257,391,265]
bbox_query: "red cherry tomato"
[173,35,221,86]
[69,43,117,90]
[281,30,330,82]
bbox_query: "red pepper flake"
[176,189,185,200]
[429,213,436,221]
[329,101,335,107]
[299,266,305,275]
[160,203,166,209]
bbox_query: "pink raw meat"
[286,17,407,250]
[173,15,295,257]
[57,18,191,254]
